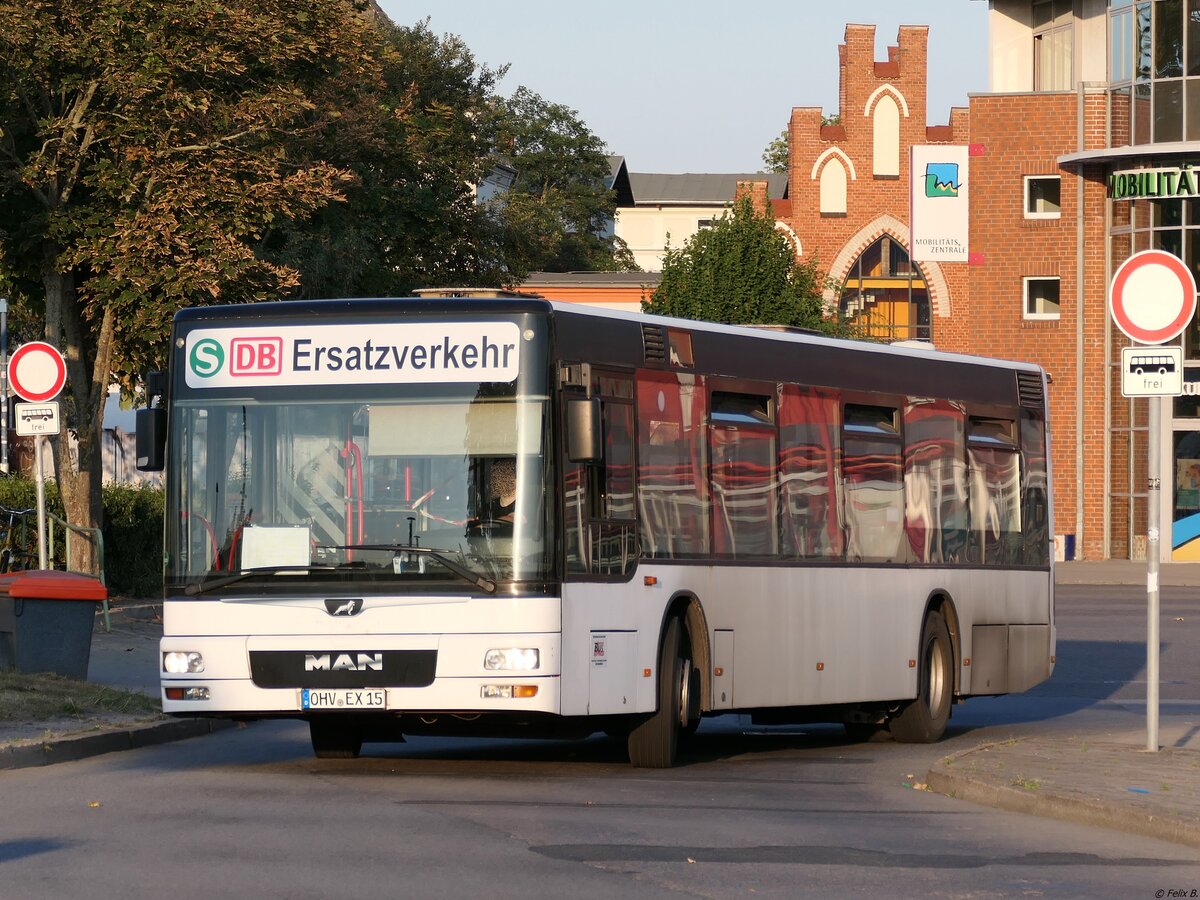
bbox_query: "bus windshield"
[167,386,551,593]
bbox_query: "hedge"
[0,476,163,598]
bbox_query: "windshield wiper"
[184,565,341,596]
[330,544,496,593]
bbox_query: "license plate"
[301,688,386,710]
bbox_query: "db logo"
[230,337,283,377]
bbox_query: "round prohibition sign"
[1109,249,1198,345]
[8,341,67,402]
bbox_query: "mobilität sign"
[1108,165,1200,201]
[910,145,969,262]
[184,322,522,388]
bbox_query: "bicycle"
[0,506,38,573]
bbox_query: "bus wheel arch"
[926,591,962,698]
[889,601,955,743]
[627,592,707,767]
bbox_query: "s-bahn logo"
[188,338,224,379]
[188,336,284,380]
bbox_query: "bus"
[136,297,1054,767]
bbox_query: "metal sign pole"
[34,433,47,569]
[1146,396,1161,752]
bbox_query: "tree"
[490,87,637,278]
[643,195,834,332]
[260,18,510,296]
[0,0,384,568]
[761,129,789,174]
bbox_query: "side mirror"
[566,398,602,463]
[135,407,167,471]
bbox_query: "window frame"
[1023,276,1063,320]
[1024,175,1063,219]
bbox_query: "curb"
[0,717,237,771]
[925,743,1200,851]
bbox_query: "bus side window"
[778,385,843,560]
[842,404,904,563]
[902,399,967,564]
[636,371,711,559]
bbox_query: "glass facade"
[1109,0,1200,144]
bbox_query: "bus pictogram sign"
[1109,249,1198,345]
[7,341,67,403]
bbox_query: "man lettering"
[442,336,460,368]
[462,344,477,367]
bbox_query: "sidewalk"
[1055,558,1200,586]
[0,603,229,769]
[926,737,1200,850]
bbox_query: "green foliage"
[643,196,835,332]
[261,18,509,296]
[761,128,789,174]
[0,476,161,597]
[0,0,388,392]
[101,482,163,598]
[490,87,638,278]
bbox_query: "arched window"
[872,94,900,177]
[840,236,930,342]
[819,158,848,216]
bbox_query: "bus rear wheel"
[889,610,952,743]
[309,717,364,759]
[628,617,690,768]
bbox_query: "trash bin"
[0,571,108,679]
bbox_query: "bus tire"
[628,616,687,768]
[889,610,952,743]
[309,717,364,759]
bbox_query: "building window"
[1033,0,1074,91]
[1024,277,1061,319]
[1025,175,1062,218]
[872,93,901,178]
[840,236,930,341]
[819,158,848,216]
[697,219,714,230]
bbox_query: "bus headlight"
[483,648,539,671]
[163,651,205,674]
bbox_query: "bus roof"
[172,296,1046,380]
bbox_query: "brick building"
[779,7,1200,562]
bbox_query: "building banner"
[910,145,969,262]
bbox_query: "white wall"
[615,205,731,272]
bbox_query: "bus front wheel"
[628,616,690,768]
[889,610,952,743]
[310,717,364,759]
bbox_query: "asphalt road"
[1,584,1197,899]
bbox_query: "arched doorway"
[839,235,931,342]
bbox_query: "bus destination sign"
[184,322,522,388]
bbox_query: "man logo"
[325,599,363,617]
[189,338,225,378]
[304,652,383,672]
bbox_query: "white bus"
[137,297,1054,766]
